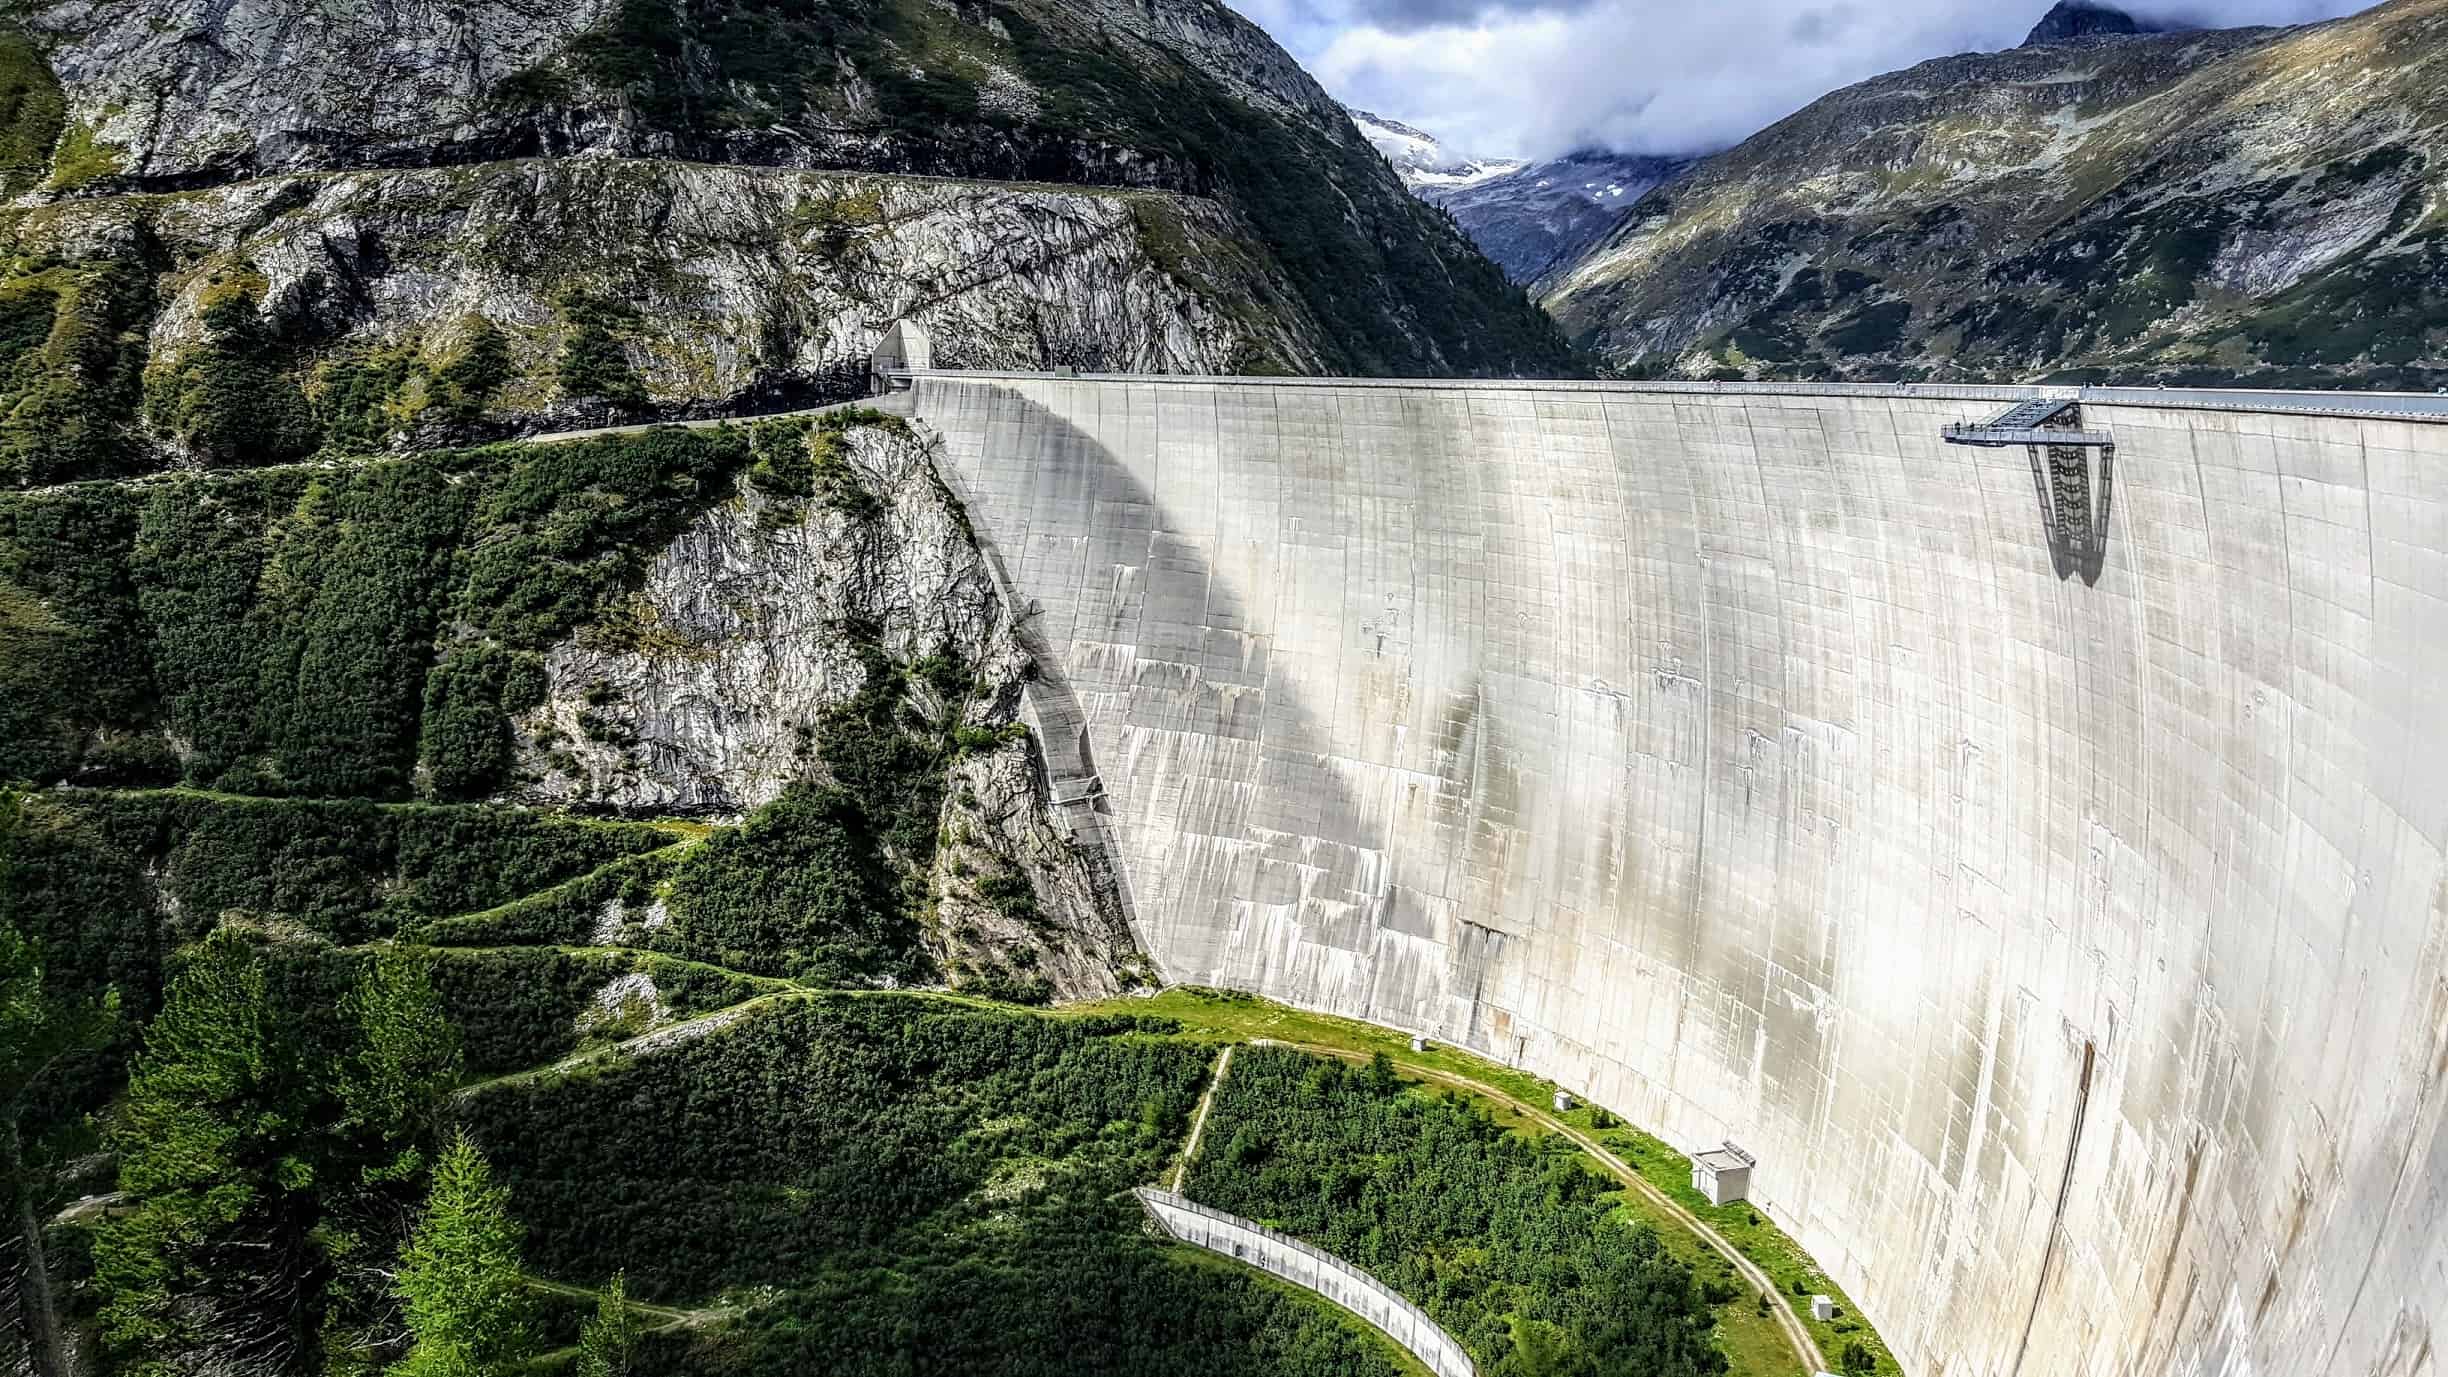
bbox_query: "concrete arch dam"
[907,373,2448,1377]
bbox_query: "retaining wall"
[916,374,2448,1377]
[1134,1188,1476,1377]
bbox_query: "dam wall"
[909,373,2448,1377]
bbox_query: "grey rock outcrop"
[2021,0,2165,46]
[19,159,1309,444]
[20,0,1344,190]
[27,0,620,186]
[519,422,996,816]
[516,416,1144,999]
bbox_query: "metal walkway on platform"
[1941,399,2115,448]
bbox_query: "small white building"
[1690,1142,1755,1206]
[1811,1294,1836,1322]
[1409,1035,1429,1053]
[1552,1090,1574,1112]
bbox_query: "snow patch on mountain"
[1346,106,1525,189]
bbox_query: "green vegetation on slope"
[89,931,464,1374]
[0,244,157,486]
[450,993,1425,1377]
[1075,987,1899,1374]
[4,789,672,1021]
[0,32,64,194]
[0,423,764,792]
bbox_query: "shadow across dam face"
[918,382,1512,1026]
[912,373,2448,1377]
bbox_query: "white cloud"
[1244,0,2379,160]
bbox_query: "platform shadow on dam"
[2028,441,2116,586]
[939,385,1518,1031]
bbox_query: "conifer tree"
[573,1272,642,1377]
[339,951,463,1149]
[92,929,285,1372]
[392,1132,531,1377]
[0,791,118,1377]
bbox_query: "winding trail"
[1265,1040,1829,1376]
[451,990,815,1101]
[1170,1044,1234,1192]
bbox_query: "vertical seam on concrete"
[1671,394,1711,1092]
[2309,419,2412,1377]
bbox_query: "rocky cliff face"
[0,0,1572,489]
[518,414,1145,999]
[6,157,1301,472]
[1543,0,2448,387]
[2022,0,2172,45]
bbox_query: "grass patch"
[1070,986,1899,1374]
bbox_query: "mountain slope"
[0,0,1576,484]
[1542,0,2448,386]
[1347,106,1524,188]
[1424,149,1690,282]
[1343,104,1691,285]
[2023,0,2178,44]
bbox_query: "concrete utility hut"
[900,372,2448,1377]
[1691,1144,1753,1207]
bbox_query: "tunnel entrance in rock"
[870,318,933,395]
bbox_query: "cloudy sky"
[1231,0,2375,160]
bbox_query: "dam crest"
[904,372,2448,1377]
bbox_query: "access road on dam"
[905,371,2448,1377]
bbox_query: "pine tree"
[392,1132,531,1377]
[573,1272,642,1377]
[92,929,286,1372]
[339,951,463,1148]
[0,791,118,1377]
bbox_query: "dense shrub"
[659,1198,1410,1377]
[142,274,321,466]
[0,252,155,486]
[453,998,1205,1299]
[4,790,669,1015]
[1186,1047,1730,1377]
[0,424,760,795]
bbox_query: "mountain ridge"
[0,0,1577,485]
[1540,0,2446,387]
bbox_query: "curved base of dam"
[907,373,2448,1377]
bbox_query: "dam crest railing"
[890,370,2448,424]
